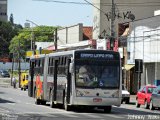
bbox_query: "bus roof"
[30,49,120,59]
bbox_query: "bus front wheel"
[104,106,112,113]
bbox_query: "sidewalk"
[0,78,11,88]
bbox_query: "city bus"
[28,49,122,112]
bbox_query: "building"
[92,0,160,93]
[92,0,160,39]
[46,23,94,51]
[127,15,160,93]
[0,0,7,21]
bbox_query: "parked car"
[150,85,160,110]
[121,84,130,104]
[0,70,10,78]
[136,85,157,109]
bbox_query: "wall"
[57,23,83,46]
[127,15,160,64]
[127,15,160,86]
[92,0,160,39]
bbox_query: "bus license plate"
[93,98,102,102]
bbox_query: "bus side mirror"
[69,63,74,73]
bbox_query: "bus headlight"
[111,91,119,98]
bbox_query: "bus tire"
[104,106,112,113]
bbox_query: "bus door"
[53,59,58,103]
[29,61,35,97]
[66,58,71,104]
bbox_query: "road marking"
[6,103,15,105]
[104,114,124,119]
[82,113,103,119]
[43,114,58,118]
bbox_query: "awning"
[124,64,135,71]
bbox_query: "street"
[0,84,160,120]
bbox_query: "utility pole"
[26,19,38,54]
[11,53,14,86]
[110,0,115,50]
[54,28,58,51]
[18,39,21,88]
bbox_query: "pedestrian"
[12,77,17,88]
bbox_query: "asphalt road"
[0,86,160,120]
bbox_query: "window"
[142,87,146,93]
[57,56,68,76]
[147,87,156,93]
[33,58,45,75]
[48,57,54,76]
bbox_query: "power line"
[33,0,88,5]
[33,0,160,6]
[102,4,160,7]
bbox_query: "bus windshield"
[75,60,120,89]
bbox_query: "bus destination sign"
[80,53,114,59]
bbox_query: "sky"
[8,0,93,27]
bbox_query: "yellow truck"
[20,72,29,91]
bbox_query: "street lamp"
[25,19,38,51]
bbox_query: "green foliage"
[0,20,58,60]
[0,21,22,57]
[9,25,58,59]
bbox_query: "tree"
[0,21,22,58]
[9,26,58,59]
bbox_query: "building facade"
[92,0,160,39]
[57,23,83,46]
[92,0,160,94]
[127,15,160,93]
[0,0,7,21]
